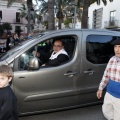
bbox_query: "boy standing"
[0,65,18,120]
[97,38,120,120]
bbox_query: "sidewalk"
[0,39,6,42]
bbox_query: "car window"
[86,35,117,64]
[19,36,76,70]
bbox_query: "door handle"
[84,69,95,75]
[64,71,77,77]
[18,76,25,78]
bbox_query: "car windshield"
[0,39,35,61]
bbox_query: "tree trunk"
[81,0,90,28]
[47,0,55,30]
[58,0,62,29]
[27,0,33,34]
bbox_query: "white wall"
[0,1,27,34]
[88,0,120,29]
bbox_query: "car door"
[12,34,81,114]
[78,30,116,104]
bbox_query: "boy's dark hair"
[0,65,13,78]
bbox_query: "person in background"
[33,39,69,66]
[6,35,11,51]
[13,33,21,45]
[0,65,18,120]
[20,35,25,41]
[27,32,34,39]
[97,38,120,120]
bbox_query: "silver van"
[0,29,119,115]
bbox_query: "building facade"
[88,0,120,31]
[0,0,27,37]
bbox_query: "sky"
[33,0,46,10]
[33,0,40,5]
[33,0,47,5]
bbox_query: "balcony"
[13,18,23,24]
[104,20,119,28]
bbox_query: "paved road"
[19,104,106,120]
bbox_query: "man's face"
[53,40,63,53]
[114,45,120,58]
[0,74,12,88]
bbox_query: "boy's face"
[0,74,12,88]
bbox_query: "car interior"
[19,35,77,70]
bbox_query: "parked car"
[0,29,119,116]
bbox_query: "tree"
[39,0,72,29]
[7,0,113,30]
[61,0,82,29]
[39,0,65,30]
[2,22,12,37]
[81,0,89,28]
[7,0,55,31]
[26,0,33,33]
[81,0,113,28]
[18,4,27,19]
[56,0,70,29]
[56,0,63,29]
[18,3,40,32]
[63,19,72,28]
[47,0,55,30]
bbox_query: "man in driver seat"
[33,39,69,66]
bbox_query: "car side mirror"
[28,57,40,70]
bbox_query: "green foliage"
[43,21,48,29]
[18,4,27,18]
[96,0,113,5]
[7,0,16,7]
[90,0,113,5]
[2,22,12,31]
[63,19,70,26]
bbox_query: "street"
[19,104,106,120]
